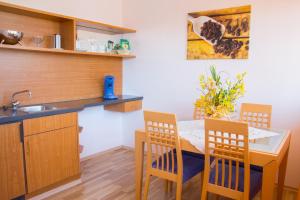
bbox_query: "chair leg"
[200,172,204,187]
[201,187,207,200]
[201,171,208,200]
[143,174,151,200]
[176,181,182,200]
[168,181,173,192]
[213,194,219,200]
[164,180,169,193]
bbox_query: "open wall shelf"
[0,44,136,58]
[0,1,136,58]
[76,19,136,35]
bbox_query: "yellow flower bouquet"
[196,66,246,118]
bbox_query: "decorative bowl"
[0,30,24,45]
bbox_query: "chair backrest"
[194,100,205,120]
[144,111,183,180]
[204,118,250,200]
[240,103,272,129]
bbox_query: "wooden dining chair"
[240,103,272,129]
[201,118,263,200]
[143,111,205,200]
[194,99,205,120]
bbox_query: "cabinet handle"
[20,123,24,143]
[26,141,30,155]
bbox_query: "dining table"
[135,120,291,200]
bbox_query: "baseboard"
[80,145,135,162]
[120,145,134,151]
[27,178,81,200]
[275,184,298,192]
[80,146,125,162]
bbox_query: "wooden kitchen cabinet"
[0,123,26,200]
[23,112,80,194]
[104,100,142,112]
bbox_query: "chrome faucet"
[11,90,32,110]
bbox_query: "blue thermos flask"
[103,75,118,100]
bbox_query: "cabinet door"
[24,126,80,193]
[0,123,26,200]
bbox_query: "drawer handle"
[26,141,30,155]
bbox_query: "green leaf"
[210,66,217,81]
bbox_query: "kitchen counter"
[0,95,143,124]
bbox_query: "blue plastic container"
[103,75,118,100]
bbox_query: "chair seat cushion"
[182,150,205,159]
[226,160,263,172]
[152,150,205,183]
[209,161,263,199]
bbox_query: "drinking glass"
[32,35,44,47]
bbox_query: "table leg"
[277,147,289,200]
[135,132,145,200]
[261,160,277,200]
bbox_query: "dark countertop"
[0,95,143,124]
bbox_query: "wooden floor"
[45,148,297,200]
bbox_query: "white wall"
[79,106,122,157]
[122,0,300,187]
[2,0,125,157]
[3,0,123,26]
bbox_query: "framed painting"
[187,5,251,59]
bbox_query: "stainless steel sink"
[18,105,57,113]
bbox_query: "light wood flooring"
[45,148,298,200]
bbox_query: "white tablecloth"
[178,120,279,152]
